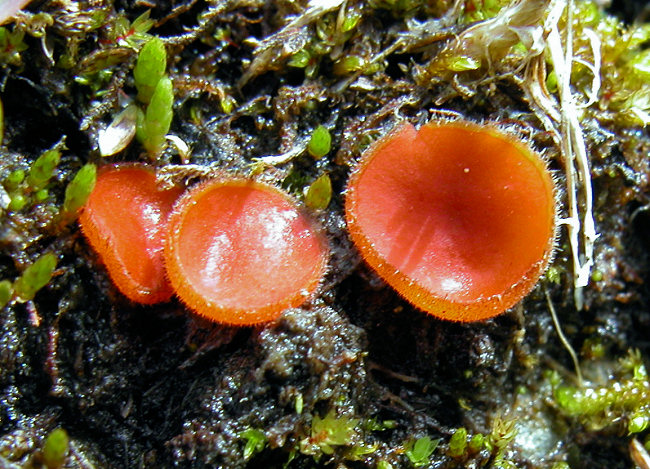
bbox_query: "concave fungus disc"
[80,164,183,304]
[165,179,328,325]
[345,121,556,321]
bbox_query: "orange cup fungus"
[79,164,183,304]
[345,120,556,322]
[164,179,329,326]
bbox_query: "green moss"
[305,173,332,210]
[447,427,468,458]
[27,148,61,190]
[42,428,69,469]
[13,253,57,302]
[62,163,97,219]
[134,37,167,104]
[137,76,174,157]
[239,428,267,460]
[554,350,650,434]
[0,280,13,308]
[404,436,439,467]
[300,410,360,457]
[308,125,332,159]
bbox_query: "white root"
[526,0,598,310]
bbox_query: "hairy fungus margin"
[345,120,556,322]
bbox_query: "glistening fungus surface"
[345,121,555,321]
[165,179,328,325]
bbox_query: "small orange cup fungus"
[164,179,328,326]
[79,164,183,304]
[345,120,556,322]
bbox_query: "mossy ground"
[1,0,650,467]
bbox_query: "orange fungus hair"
[79,164,183,304]
[164,179,329,326]
[345,120,556,322]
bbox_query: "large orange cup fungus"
[345,120,556,322]
[79,164,183,304]
[164,179,329,326]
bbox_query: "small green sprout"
[137,76,174,157]
[220,94,236,114]
[288,49,311,68]
[8,193,27,211]
[345,442,378,461]
[295,393,304,414]
[446,55,481,72]
[240,428,267,460]
[405,436,439,467]
[333,55,365,76]
[305,173,332,210]
[341,12,362,32]
[0,280,13,308]
[5,169,25,191]
[42,428,69,469]
[62,164,97,218]
[300,410,360,456]
[448,427,468,458]
[308,125,331,159]
[27,148,61,190]
[363,418,397,432]
[0,27,28,66]
[108,10,154,49]
[134,37,167,104]
[13,253,57,302]
[629,414,650,434]
[377,461,394,469]
[468,433,486,453]
[34,189,49,202]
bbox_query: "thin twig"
[545,287,582,386]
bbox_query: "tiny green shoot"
[27,148,61,190]
[305,173,332,210]
[448,427,468,458]
[42,428,69,469]
[13,253,57,302]
[240,428,267,460]
[405,436,439,467]
[308,125,331,159]
[134,37,167,104]
[137,76,174,157]
[62,164,97,217]
[0,280,13,308]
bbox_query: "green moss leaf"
[405,436,439,467]
[305,173,332,210]
[134,37,167,104]
[13,253,57,302]
[448,427,468,458]
[63,164,97,217]
[308,125,331,159]
[240,428,267,460]
[0,280,13,308]
[139,76,174,157]
[27,148,61,190]
[42,428,69,469]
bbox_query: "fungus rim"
[79,163,182,305]
[164,177,329,326]
[345,119,557,322]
